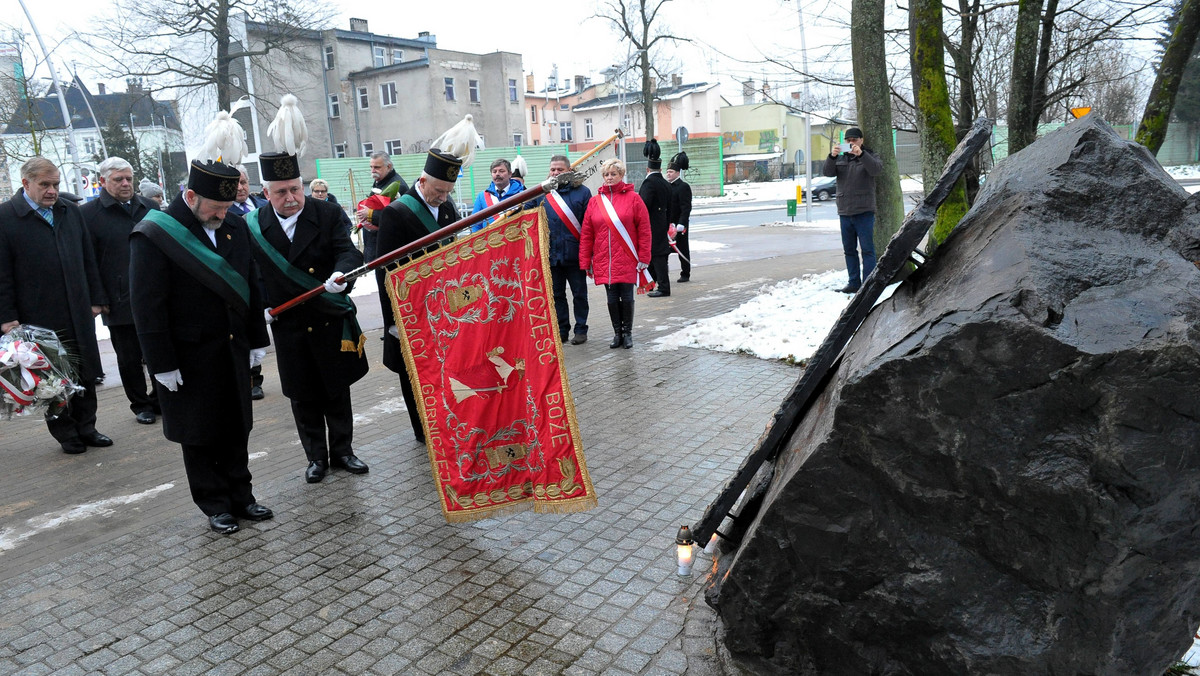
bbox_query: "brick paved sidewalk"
[0,249,840,676]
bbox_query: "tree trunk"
[641,49,655,141]
[1136,0,1200,154]
[851,0,906,245]
[912,0,970,249]
[1008,0,1043,154]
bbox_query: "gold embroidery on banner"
[446,285,484,313]
[484,443,528,470]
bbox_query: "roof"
[3,79,181,134]
[723,152,782,162]
[571,82,719,113]
[349,57,432,79]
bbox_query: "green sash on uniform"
[245,210,365,356]
[398,194,442,234]
[136,209,250,312]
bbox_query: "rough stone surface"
[711,117,1200,675]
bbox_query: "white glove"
[250,348,267,368]
[675,225,685,235]
[387,325,400,339]
[324,271,347,294]
[263,308,275,325]
[155,370,183,392]
[636,262,649,271]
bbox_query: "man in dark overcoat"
[0,156,112,454]
[356,151,409,261]
[375,149,463,444]
[251,150,370,484]
[638,139,674,298]
[129,159,273,535]
[82,156,161,425]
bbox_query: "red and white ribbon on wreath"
[0,340,49,406]
[599,194,655,292]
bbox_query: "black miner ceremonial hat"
[425,149,464,182]
[668,151,689,172]
[259,151,301,181]
[187,160,240,202]
[643,138,662,170]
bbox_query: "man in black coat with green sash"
[129,159,273,535]
[250,150,369,483]
[375,149,463,444]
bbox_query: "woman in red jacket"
[579,158,652,349]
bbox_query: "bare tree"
[852,0,907,244]
[595,0,690,141]
[0,25,55,160]
[82,0,333,111]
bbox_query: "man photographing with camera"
[823,127,882,294]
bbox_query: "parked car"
[800,176,837,201]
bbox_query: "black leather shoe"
[677,276,690,283]
[332,454,369,474]
[623,333,633,349]
[135,411,156,425]
[250,385,265,401]
[61,440,87,454]
[570,333,587,345]
[647,290,670,297]
[208,513,239,534]
[81,432,113,447]
[837,284,860,294]
[609,334,623,348]
[237,503,274,521]
[305,461,328,483]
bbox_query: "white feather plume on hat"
[199,111,247,165]
[431,114,482,169]
[267,94,308,157]
[511,155,527,180]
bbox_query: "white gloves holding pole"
[155,370,183,392]
[324,271,347,294]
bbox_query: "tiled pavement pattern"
[0,249,841,675]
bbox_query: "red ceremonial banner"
[384,208,597,522]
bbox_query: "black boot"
[608,301,623,348]
[620,301,634,349]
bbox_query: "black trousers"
[396,368,425,441]
[650,254,671,295]
[290,388,354,463]
[180,438,255,516]
[675,231,691,278]
[46,381,98,444]
[109,324,159,414]
[550,264,589,337]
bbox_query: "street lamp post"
[18,0,82,192]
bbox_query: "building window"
[513,133,523,147]
[334,143,346,158]
[392,48,403,63]
[444,77,455,101]
[559,103,569,111]
[468,80,479,103]
[386,139,403,155]
[357,87,369,110]
[373,46,385,68]
[509,79,518,102]
[82,137,96,155]
[584,118,593,140]
[560,122,573,143]
[362,142,374,157]
[380,82,397,107]
[624,113,632,131]
[530,105,537,123]
[328,94,340,118]
[714,111,720,127]
[324,45,334,70]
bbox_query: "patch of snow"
[688,240,728,252]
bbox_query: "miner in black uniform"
[250,102,370,484]
[129,158,273,535]
[638,139,674,298]
[375,148,464,444]
[666,151,693,283]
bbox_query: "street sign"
[1071,107,1092,119]
[675,126,688,148]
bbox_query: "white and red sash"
[545,190,582,240]
[482,191,500,208]
[599,194,655,291]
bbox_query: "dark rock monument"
[707,117,1200,675]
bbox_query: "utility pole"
[18,0,82,192]
[796,0,813,222]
